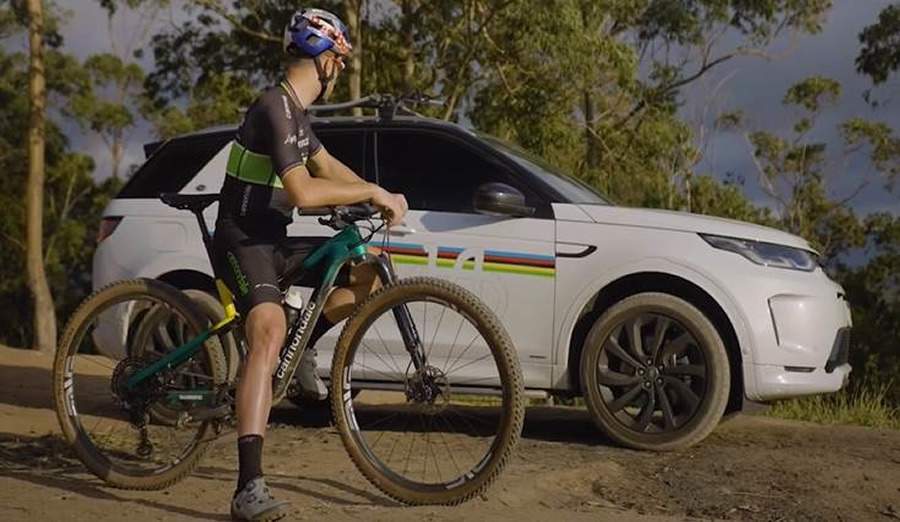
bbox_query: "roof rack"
[309,93,444,122]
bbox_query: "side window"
[118,132,232,198]
[315,129,368,180]
[376,131,530,213]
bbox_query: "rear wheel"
[331,277,524,505]
[52,279,227,490]
[580,292,729,451]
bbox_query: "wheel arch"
[566,271,744,414]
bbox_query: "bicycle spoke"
[339,288,522,497]
[371,323,405,376]
[442,313,468,375]
[426,301,448,361]
[445,353,492,376]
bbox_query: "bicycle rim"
[58,290,216,478]
[333,279,523,503]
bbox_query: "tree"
[67,54,145,179]
[25,0,56,352]
[717,77,890,263]
[857,3,900,85]
[0,5,121,347]
[836,213,900,403]
[343,0,364,115]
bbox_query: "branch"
[834,180,870,208]
[191,0,280,44]
[1,231,25,251]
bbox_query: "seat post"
[192,210,215,259]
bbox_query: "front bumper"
[743,272,853,401]
[752,326,852,401]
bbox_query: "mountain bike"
[51,193,525,505]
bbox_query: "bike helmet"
[283,8,352,58]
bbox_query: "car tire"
[580,292,730,451]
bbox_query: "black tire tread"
[580,292,730,452]
[52,278,227,490]
[330,276,525,506]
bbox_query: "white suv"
[93,115,852,450]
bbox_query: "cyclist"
[212,8,407,520]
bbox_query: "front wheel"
[580,292,730,451]
[331,277,525,505]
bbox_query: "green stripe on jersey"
[226,142,284,189]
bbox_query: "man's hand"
[371,186,408,226]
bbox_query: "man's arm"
[282,164,375,208]
[307,146,365,185]
[282,164,407,225]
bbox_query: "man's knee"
[246,303,286,365]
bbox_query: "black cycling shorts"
[212,218,350,314]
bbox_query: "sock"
[307,315,336,351]
[236,434,264,495]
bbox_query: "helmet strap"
[313,55,335,103]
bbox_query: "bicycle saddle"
[159,192,219,212]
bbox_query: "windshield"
[480,135,611,205]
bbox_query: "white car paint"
[93,136,852,406]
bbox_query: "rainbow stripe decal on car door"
[383,242,556,278]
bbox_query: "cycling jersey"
[213,82,333,313]
[218,81,322,233]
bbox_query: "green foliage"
[783,75,841,112]
[856,3,900,85]
[0,41,119,346]
[767,379,900,430]
[719,76,900,263]
[143,72,256,138]
[63,53,146,178]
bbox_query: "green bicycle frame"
[125,224,371,397]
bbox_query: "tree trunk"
[26,0,57,352]
[344,0,363,116]
[401,0,418,92]
[111,138,123,179]
[583,90,599,170]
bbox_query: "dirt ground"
[1,346,898,522]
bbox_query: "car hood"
[576,204,814,251]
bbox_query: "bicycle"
[51,192,525,505]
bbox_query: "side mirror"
[473,182,535,218]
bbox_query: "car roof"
[171,115,470,140]
[145,115,475,158]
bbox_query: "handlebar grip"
[297,207,334,216]
[344,203,380,217]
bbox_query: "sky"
[14,0,900,217]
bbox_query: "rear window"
[118,132,233,198]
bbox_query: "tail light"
[97,217,123,243]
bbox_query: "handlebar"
[297,203,379,218]
[298,203,382,230]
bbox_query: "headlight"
[699,234,818,272]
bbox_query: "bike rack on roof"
[309,93,444,122]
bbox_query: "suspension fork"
[370,253,427,371]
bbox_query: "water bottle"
[283,286,304,326]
